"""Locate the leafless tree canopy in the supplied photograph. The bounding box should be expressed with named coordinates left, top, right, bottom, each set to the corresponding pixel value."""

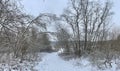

left=55, top=0, right=114, bottom=56
left=0, top=0, right=54, bottom=62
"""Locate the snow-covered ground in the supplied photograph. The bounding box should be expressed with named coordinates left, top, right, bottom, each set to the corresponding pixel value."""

left=34, top=52, right=120, bottom=71
left=0, top=53, right=42, bottom=71
left=0, top=51, right=120, bottom=71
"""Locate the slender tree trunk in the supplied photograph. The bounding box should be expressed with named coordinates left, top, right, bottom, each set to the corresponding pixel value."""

left=84, top=24, right=88, bottom=50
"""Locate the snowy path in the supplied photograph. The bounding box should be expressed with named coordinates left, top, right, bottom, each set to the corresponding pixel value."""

left=34, top=52, right=119, bottom=71
left=34, top=52, right=93, bottom=71
left=35, top=52, right=74, bottom=71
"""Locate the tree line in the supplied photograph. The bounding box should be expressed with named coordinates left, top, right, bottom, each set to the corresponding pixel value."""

left=55, top=0, right=120, bottom=57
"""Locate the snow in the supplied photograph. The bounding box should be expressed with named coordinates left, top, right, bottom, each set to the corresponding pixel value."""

left=0, top=58, right=37, bottom=71
left=0, top=52, right=120, bottom=71
left=34, top=52, right=120, bottom=71
left=0, top=53, right=41, bottom=71
left=34, top=52, right=77, bottom=71
left=58, top=48, right=64, bottom=53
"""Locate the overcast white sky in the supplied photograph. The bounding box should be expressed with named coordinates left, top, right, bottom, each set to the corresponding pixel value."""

left=21, top=0, right=68, bottom=16
left=21, top=0, right=120, bottom=28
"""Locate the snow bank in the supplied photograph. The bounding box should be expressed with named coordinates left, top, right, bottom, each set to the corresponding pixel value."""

left=0, top=53, right=42, bottom=71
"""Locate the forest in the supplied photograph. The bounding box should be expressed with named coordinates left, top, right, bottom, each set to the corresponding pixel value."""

left=0, top=0, right=120, bottom=71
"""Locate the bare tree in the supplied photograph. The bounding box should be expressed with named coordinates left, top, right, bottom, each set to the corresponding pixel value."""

left=0, top=0, right=55, bottom=63
left=60, top=0, right=113, bottom=56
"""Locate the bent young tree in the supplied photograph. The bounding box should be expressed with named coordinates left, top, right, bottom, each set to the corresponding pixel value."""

left=0, top=0, right=55, bottom=62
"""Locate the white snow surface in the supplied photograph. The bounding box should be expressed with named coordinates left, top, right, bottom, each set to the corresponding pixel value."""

left=0, top=52, right=120, bottom=71
left=34, top=52, right=120, bottom=71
